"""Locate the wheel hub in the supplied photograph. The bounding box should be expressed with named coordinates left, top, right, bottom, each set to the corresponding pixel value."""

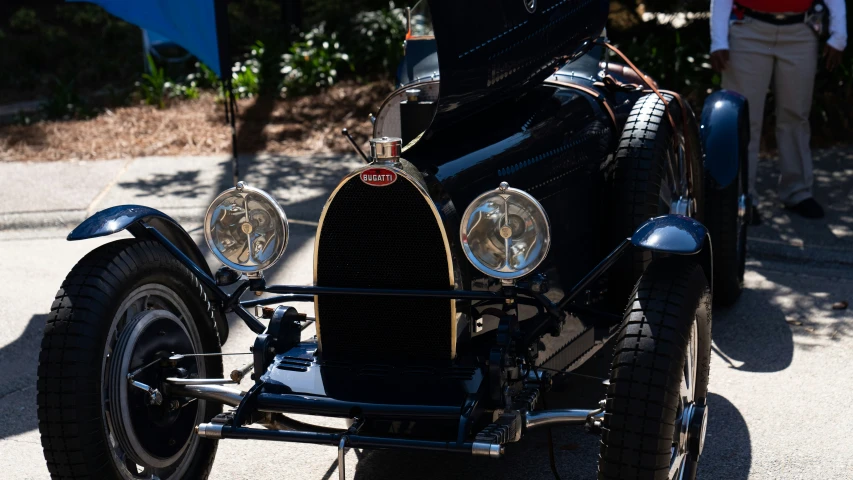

left=687, top=403, right=708, bottom=458
left=107, top=309, right=200, bottom=469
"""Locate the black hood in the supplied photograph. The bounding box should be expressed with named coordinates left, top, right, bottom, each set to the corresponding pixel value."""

left=425, top=0, right=609, bottom=132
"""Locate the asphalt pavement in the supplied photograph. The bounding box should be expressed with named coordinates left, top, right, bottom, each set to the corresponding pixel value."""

left=1, top=148, right=852, bottom=479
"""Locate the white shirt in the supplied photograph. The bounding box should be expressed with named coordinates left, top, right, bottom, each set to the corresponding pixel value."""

left=711, top=0, right=848, bottom=52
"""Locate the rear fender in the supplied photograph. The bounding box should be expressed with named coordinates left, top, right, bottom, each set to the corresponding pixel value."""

left=631, top=215, right=713, bottom=288
left=68, top=205, right=229, bottom=343
left=700, top=90, right=749, bottom=189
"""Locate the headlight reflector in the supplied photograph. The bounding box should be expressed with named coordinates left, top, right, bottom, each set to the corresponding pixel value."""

left=204, top=182, right=288, bottom=272
left=459, top=183, right=550, bottom=279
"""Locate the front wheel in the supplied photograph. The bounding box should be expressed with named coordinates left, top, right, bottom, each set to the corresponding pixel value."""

left=598, top=259, right=712, bottom=480
left=37, top=239, right=223, bottom=480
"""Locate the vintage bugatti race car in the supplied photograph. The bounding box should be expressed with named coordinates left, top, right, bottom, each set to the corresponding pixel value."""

left=37, top=1, right=750, bottom=479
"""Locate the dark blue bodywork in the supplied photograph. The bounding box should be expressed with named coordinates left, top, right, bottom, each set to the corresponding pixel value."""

left=68, top=205, right=229, bottom=343
left=631, top=215, right=708, bottom=255
left=701, top=89, right=750, bottom=189
left=68, top=205, right=210, bottom=275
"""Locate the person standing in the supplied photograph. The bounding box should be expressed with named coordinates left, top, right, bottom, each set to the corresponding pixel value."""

left=710, top=0, right=847, bottom=222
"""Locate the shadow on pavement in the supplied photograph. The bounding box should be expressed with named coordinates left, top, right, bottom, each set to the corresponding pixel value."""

left=747, top=267, right=852, bottom=344
left=0, top=314, right=46, bottom=440
left=698, top=393, right=751, bottom=480
left=118, top=169, right=219, bottom=199
left=711, top=283, right=794, bottom=373
left=236, top=96, right=277, bottom=154
left=752, top=146, right=853, bottom=251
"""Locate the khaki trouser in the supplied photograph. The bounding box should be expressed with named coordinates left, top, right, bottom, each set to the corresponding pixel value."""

left=722, top=18, right=818, bottom=205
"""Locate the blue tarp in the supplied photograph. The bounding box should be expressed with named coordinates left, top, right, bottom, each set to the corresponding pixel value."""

left=67, top=0, right=225, bottom=77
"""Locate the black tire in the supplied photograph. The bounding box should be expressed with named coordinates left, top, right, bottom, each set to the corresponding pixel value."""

left=599, top=259, right=712, bottom=480
left=705, top=162, right=747, bottom=306
left=37, top=239, right=223, bottom=480
left=607, top=93, right=679, bottom=305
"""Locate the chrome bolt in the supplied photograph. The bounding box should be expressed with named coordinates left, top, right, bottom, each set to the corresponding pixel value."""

left=149, top=389, right=163, bottom=406
left=499, top=182, right=510, bottom=191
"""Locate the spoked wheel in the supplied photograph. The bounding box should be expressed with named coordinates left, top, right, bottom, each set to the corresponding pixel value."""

left=599, top=259, right=712, bottom=480
left=106, top=303, right=205, bottom=477
left=38, top=239, right=223, bottom=480
left=668, top=320, right=708, bottom=480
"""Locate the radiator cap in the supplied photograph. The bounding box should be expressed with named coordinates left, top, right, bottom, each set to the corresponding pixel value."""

left=369, top=137, right=402, bottom=164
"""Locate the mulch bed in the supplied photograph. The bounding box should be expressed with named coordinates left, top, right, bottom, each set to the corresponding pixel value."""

left=0, top=80, right=394, bottom=162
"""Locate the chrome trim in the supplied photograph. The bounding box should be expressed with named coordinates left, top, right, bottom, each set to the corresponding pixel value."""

left=171, top=384, right=243, bottom=407
left=337, top=436, right=348, bottom=480
left=523, top=409, right=592, bottom=430
left=369, top=136, right=403, bottom=163
left=459, top=183, right=552, bottom=280
left=313, top=165, right=458, bottom=358
left=195, top=423, right=224, bottom=439
left=373, top=80, right=440, bottom=139
left=165, top=377, right=238, bottom=386
left=471, top=442, right=504, bottom=458
left=203, top=183, right=289, bottom=273
left=671, top=196, right=694, bottom=217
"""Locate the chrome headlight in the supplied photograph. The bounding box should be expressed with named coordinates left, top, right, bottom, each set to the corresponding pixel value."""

left=204, top=182, right=289, bottom=273
left=460, top=182, right=550, bottom=280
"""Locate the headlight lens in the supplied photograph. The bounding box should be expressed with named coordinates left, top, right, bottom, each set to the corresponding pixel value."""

left=204, top=183, right=289, bottom=272
left=460, top=183, right=550, bottom=280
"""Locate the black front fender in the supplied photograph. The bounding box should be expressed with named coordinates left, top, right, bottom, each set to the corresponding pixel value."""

left=631, top=215, right=713, bottom=288
left=68, top=205, right=229, bottom=344
left=701, top=89, right=749, bottom=189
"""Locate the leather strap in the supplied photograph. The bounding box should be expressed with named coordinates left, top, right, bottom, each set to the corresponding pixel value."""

left=595, top=40, right=696, bottom=196
left=597, top=40, right=678, bottom=133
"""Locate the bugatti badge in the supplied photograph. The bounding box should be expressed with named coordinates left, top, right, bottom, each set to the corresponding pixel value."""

left=361, top=168, right=398, bottom=187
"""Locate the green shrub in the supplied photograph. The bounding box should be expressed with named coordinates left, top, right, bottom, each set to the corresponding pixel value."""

left=350, top=3, right=407, bottom=74
left=231, top=41, right=263, bottom=98
left=167, top=81, right=200, bottom=100
left=41, top=77, right=95, bottom=120
left=9, top=8, right=40, bottom=32
left=138, top=54, right=168, bottom=108
left=609, top=17, right=714, bottom=107
left=279, top=25, right=354, bottom=97
left=196, top=62, right=221, bottom=89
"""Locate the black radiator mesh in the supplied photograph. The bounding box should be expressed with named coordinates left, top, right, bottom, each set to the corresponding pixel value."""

left=315, top=174, right=453, bottom=361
